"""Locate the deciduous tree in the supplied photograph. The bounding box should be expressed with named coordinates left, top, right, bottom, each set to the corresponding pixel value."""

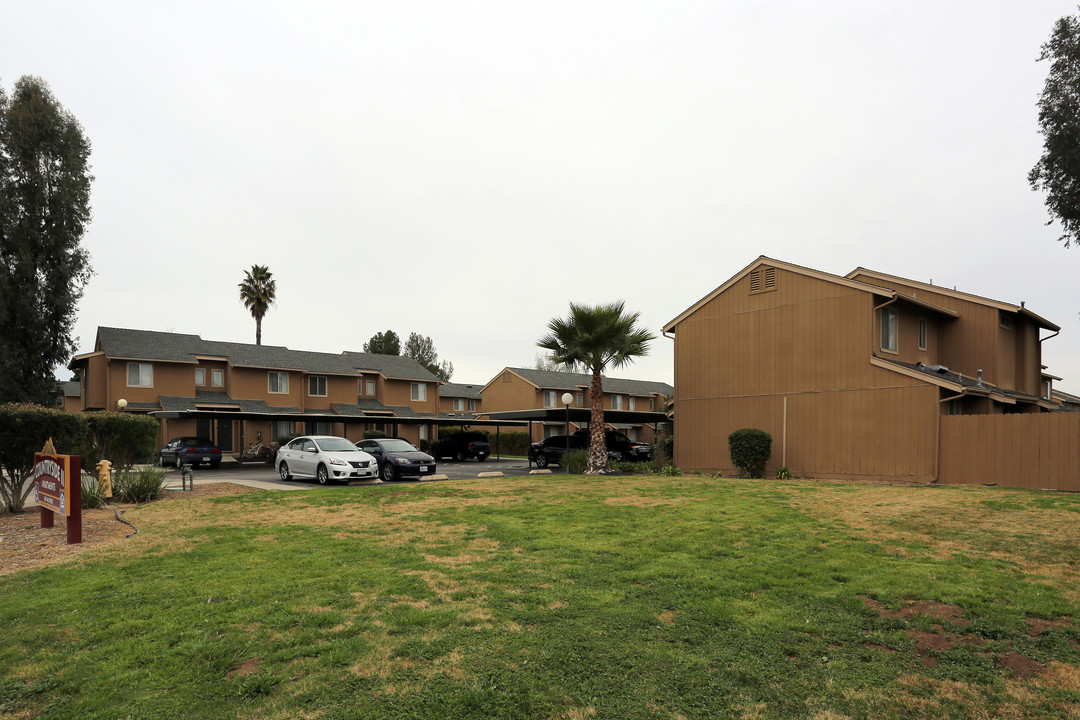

left=1030, top=9, right=1080, bottom=247
left=0, top=76, right=93, bottom=404
left=538, top=301, right=654, bottom=474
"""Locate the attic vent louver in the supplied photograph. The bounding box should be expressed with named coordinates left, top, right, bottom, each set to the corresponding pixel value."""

left=764, top=267, right=776, bottom=289
left=749, top=271, right=761, bottom=292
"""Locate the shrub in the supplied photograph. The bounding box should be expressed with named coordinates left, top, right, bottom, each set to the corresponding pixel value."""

left=479, top=431, right=530, bottom=456
left=609, top=460, right=635, bottom=473
left=776, top=466, right=793, bottom=479
left=728, top=428, right=772, bottom=478
left=659, top=464, right=683, bottom=477
left=114, top=466, right=166, bottom=504
left=632, top=461, right=654, bottom=475
left=364, top=429, right=387, bottom=439
left=81, top=471, right=108, bottom=509
left=0, top=403, right=88, bottom=513
left=81, top=411, right=159, bottom=471
left=565, top=449, right=588, bottom=474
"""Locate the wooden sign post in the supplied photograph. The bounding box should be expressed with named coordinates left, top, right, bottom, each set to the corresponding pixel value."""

left=34, top=453, right=82, bottom=545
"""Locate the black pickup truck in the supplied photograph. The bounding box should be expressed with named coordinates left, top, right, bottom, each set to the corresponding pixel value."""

left=428, top=431, right=491, bottom=462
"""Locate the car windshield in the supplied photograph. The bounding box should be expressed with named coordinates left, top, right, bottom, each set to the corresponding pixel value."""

left=610, top=432, right=632, bottom=443
left=381, top=439, right=418, bottom=452
left=314, top=437, right=358, bottom=453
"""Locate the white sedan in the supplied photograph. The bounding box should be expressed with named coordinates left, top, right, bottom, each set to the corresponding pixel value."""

left=276, top=435, right=378, bottom=485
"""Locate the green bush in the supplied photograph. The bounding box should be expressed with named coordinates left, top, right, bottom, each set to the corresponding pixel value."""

left=565, top=449, right=588, bottom=474
left=775, top=466, right=793, bottom=479
left=113, top=466, right=166, bottom=504
left=363, top=429, right=387, bottom=439
left=81, top=411, right=159, bottom=471
left=479, top=431, right=530, bottom=456
left=0, top=403, right=88, bottom=513
left=659, top=464, right=683, bottom=477
left=728, top=428, right=772, bottom=478
left=81, top=471, right=108, bottom=509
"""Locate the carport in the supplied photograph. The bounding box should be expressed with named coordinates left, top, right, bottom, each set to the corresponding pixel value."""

left=149, top=409, right=527, bottom=459
left=481, top=408, right=670, bottom=468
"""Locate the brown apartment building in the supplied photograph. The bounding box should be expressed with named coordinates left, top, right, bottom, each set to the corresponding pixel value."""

left=664, top=257, right=1076, bottom=488
left=438, top=383, right=482, bottom=418
left=480, top=367, right=673, bottom=442
left=69, top=327, right=443, bottom=450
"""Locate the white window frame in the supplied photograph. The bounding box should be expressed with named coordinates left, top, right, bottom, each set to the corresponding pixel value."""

left=577, top=392, right=583, bottom=406
left=468, top=399, right=476, bottom=412
left=308, top=375, right=327, bottom=396
left=212, top=369, right=224, bottom=387
left=411, top=382, right=427, bottom=401
left=268, top=371, right=289, bottom=394
left=543, top=390, right=556, bottom=408
left=918, top=317, right=927, bottom=351
left=194, top=368, right=205, bottom=386
left=880, top=308, right=898, bottom=353
left=419, top=425, right=428, bottom=442
left=274, top=420, right=293, bottom=441
left=611, top=394, right=624, bottom=410
left=366, top=380, right=376, bottom=396
left=127, top=363, right=153, bottom=387
left=629, top=396, right=636, bottom=411
left=453, top=398, right=464, bottom=411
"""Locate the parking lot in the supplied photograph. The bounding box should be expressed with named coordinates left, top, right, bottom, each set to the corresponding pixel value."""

left=162, top=456, right=543, bottom=491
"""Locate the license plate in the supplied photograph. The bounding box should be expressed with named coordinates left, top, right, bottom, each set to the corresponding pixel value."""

left=202, top=456, right=210, bottom=461
left=419, top=466, right=428, bottom=472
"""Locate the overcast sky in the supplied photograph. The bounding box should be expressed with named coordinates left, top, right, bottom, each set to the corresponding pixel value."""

left=6, top=1, right=1080, bottom=388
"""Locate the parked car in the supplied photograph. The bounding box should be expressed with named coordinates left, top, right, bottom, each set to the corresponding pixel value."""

left=529, top=429, right=652, bottom=467
left=428, top=431, right=491, bottom=462
left=275, top=435, right=378, bottom=485
left=356, top=438, right=436, bottom=482
left=159, top=437, right=222, bottom=469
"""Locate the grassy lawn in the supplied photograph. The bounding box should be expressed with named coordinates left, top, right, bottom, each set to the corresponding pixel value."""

left=2, top=475, right=1079, bottom=719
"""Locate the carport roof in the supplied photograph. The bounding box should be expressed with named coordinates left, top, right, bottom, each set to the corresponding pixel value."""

left=482, top=408, right=668, bottom=424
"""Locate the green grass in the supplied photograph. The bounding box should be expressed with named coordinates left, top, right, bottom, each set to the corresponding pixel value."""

left=2, top=475, right=1079, bottom=719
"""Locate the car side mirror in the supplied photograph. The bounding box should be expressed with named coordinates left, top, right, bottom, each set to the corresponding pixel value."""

left=306, top=448, right=317, bottom=454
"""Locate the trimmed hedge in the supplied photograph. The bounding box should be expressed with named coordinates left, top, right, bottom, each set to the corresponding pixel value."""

left=728, top=428, right=772, bottom=478
left=0, top=404, right=158, bottom=513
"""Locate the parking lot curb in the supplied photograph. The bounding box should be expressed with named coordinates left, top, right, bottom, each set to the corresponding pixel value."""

left=477, top=472, right=504, bottom=478
left=426, top=474, right=449, bottom=481
left=529, top=469, right=552, bottom=474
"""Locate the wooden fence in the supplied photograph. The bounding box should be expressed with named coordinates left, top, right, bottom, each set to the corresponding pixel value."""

left=939, top=413, right=1080, bottom=491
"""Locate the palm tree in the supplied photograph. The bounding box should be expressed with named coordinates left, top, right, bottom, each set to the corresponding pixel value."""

left=538, top=301, right=655, bottom=474
left=238, top=265, right=277, bottom=345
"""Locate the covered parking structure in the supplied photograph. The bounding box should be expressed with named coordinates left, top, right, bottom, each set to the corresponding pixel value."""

left=148, top=409, right=528, bottom=460
left=481, top=408, right=670, bottom=468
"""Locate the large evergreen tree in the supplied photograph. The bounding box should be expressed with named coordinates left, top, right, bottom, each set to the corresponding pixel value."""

left=1030, top=9, right=1080, bottom=247
left=0, top=76, right=93, bottom=404
left=404, top=332, right=453, bottom=381
left=538, top=301, right=654, bottom=474
left=238, top=265, right=276, bottom=345
left=363, top=330, right=401, bottom=355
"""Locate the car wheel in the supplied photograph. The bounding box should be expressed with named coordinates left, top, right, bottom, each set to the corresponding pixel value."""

left=454, top=451, right=465, bottom=462
left=279, top=462, right=292, bottom=481
left=535, top=453, right=549, bottom=468
left=175, top=455, right=183, bottom=469
left=316, top=464, right=330, bottom=485
left=159, top=454, right=167, bottom=467
left=380, top=462, right=396, bottom=482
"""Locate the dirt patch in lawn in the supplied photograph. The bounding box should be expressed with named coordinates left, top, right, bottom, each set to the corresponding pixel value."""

left=0, top=483, right=259, bottom=577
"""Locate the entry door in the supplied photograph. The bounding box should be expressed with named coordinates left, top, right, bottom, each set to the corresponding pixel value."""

left=217, top=420, right=233, bottom=452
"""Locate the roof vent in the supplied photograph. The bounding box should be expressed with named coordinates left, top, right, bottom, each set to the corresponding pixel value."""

left=977, top=369, right=983, bottom=388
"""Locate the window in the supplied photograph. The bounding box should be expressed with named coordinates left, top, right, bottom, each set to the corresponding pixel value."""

left=629, top=427, right=640, bottom=441
left=308, top=375, right=327, bottom=396
left=273, top=421, right=293, bottom=442
left=411, top=383, right=426, bottom=401
left=305, top=421, right=331, bottom=435
left=195, top=368, right=205, bottom=386
left=212, top=369, right=224, bottom=387
left=468, top=399, right=476, bottom=412
left=544, top=425, right=562, bottom=439
left=650, top=397, right=655, bottom=410
left=576, top=392, right=583, bottom=406
left=453, top=398, right=464, bottom=411
left=544, top=390, right=556, bottom=408
left=127, top=363, right=153, bottom=387
left=611, top=394, right=624, bottom=410
left=629, top=396, right=636, bottom=411
left=880, top=308, right=898, bottom=352
left=918, top=318, right=927, bottom=351
left=419, top=425, right=428, bottom=442
left=1000, top=311, right=1014, bottom=330
left=366, top=380, right=376, bottom=396
left=268, top=371, right=289, bottom=393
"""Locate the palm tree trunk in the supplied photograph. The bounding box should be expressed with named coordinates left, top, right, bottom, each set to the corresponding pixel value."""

left=256, top=315, right=262, bottom=346
left=587, top=370, right=608, bottom=474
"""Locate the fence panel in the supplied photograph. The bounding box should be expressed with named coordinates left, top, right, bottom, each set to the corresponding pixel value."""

left=940, top=414, right=1080, bottom=491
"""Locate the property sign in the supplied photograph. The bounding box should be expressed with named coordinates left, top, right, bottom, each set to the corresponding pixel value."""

left=34, top=452, right=82, bottom=544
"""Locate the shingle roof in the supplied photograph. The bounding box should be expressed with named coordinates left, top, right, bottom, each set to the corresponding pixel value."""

left=882, top=358, right=1050, bottom=405
left=503, top=367, right=673, bottom=396
left=92, top=327, right=439, bottom=381
left=160, top=392, right=273, bottom=413
left=439, top=383, right=483, bottom=399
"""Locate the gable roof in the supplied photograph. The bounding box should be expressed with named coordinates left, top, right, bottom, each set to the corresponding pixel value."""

left=487, top=367, right=672, bottom=396
left=84, top=327, right=440, bottom=381
left=439, top=383, right=483, bottom=399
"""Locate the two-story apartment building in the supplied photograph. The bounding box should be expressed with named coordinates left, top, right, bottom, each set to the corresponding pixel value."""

left=438, top=383, right=482, bottom=417
left=69, top=327, right=442, bottom=450
left=664, top=257, right=1062, bottom=482
left=480, top=367, right=673, bottom=442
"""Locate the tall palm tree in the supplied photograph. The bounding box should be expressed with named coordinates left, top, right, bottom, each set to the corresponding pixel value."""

left=238, top=265, right=277, bottom=345
left=538, top=301, right=655, bottom=474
